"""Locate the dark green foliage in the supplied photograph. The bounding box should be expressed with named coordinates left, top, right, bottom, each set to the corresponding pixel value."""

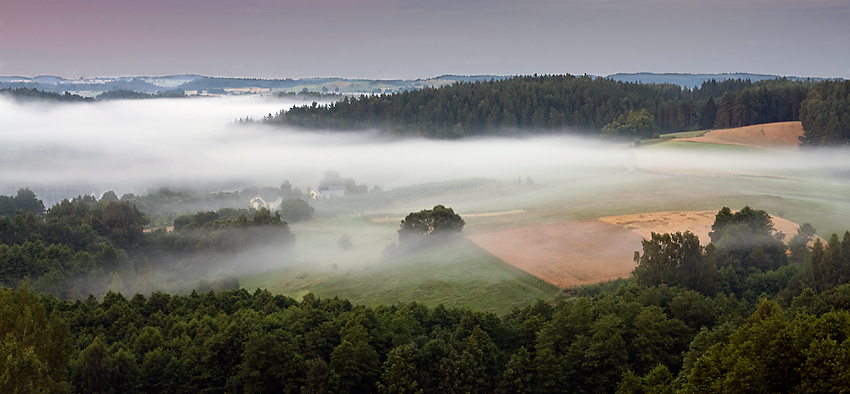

left=0, top=87, right=93, bottom=102
left=329, top=321, right=381, bottom=394
left=800, top=80, right=850, bottom=145
left=602, top=108, right=659, bottom=139
left=801, top=231, right=850, bottom=293
left=77, top=337, right=114, bottom=394
left=0, top=191, right=294, bottom=297
left=710, top=206, right=787, bottom=272
left=266, top=75, right=818, bottom=137
left=165, top=207, right=295, bottom=257
left=6, top=271, right=850, bottom=393
left=789, top=223, right=817, bottom=265
left=0, top=188, right=46, bottom=217
left=679, top=299, right=850, bottom=393
left=632, top=232, right=716, bottom=296
left=699, top=96, right=718, bottom=129
left=279, top=198, right=314, bottom=223
left=0, top=285, right=72, bottom=393
left=398, top=205, right=465, bottom=245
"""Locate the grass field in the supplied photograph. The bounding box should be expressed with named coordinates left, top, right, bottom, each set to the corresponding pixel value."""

left=240, top=222, right=559, bottom=315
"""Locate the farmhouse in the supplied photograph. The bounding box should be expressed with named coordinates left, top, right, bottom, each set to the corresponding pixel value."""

left=309, top=186, right=346, bottom=199
left=248, top=192, right=283, bottom=210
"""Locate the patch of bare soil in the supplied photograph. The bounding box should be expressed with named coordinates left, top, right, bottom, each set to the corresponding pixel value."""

left=469, top=210, right=807, bottom=288
left=674, top=121, right=803, bottom=149
left=599, top=211, right=803, bottom=244
left=467, top=220, right=645, bottom=288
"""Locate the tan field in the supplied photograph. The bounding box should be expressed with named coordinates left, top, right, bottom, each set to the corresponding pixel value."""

left=468, top=211, right=805, bottom=288
left=467, top=220, right=645, bottom=288
left=674, top=121, right=804, bottom=149
left=599, top=211, right=803, bottom=244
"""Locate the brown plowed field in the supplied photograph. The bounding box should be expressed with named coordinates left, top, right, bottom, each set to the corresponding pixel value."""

left=674, top=121, right=803, bottom=148
left=467, top=220, right=645, bottom=288
left=469, top=211, right=805, bottom=288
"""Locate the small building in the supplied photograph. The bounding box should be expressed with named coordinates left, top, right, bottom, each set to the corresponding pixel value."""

left=309, top=186, right=322, bottom=199
left=248, top=192, right=283, bottom=210
left=309, top=185, right=346, bottom=199
left=320, top=186, right=346, bottom=198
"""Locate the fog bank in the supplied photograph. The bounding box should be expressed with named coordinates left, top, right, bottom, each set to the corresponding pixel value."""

left=2, top=95, right=849, bottom=205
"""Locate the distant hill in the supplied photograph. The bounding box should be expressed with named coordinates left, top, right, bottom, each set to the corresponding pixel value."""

left=606, top=72, right=839, bottom=88
left=0, top=87, right=93, bottom=102
left=0, top=72, right=839, bottom=96
left=0, top=74, right=204, bottom=96
left=0, top=74, right=509, bottom=96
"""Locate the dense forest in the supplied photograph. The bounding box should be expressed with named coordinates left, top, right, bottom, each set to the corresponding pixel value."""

left=5, top=185, right=850, bottom=392
left=800, top=80, right=850, bottom=145
left=265, top=75, right=822, bottom=139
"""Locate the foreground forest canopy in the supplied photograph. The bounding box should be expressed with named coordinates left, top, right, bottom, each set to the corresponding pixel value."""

left=6, top=189, right=850, bottom=392
left=268, top=75, right=849, bottom=144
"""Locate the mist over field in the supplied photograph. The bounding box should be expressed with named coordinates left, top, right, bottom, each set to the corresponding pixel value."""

left=2, top=95, right=849, bottom=206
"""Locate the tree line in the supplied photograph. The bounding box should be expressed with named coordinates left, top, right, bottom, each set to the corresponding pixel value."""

left=0, top=87, right=93, bottom=102
left=800, top=80, right=850, bottom=145
left=265, top=75, right=831, bottom=140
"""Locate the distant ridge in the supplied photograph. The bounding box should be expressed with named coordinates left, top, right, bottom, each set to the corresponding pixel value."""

left=606, top=72, right=840, bottom=88
left=0, top=74, right=510, bottom=96
left=0, top=72, right=841, bottom=96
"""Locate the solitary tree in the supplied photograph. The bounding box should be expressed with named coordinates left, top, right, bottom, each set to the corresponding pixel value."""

left=398, top=205, right=464, bottom=245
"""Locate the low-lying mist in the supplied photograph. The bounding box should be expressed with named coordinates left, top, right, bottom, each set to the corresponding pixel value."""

left=2, top=95, right=849, bottom=206
left=6, top=94, right=850, bottom=302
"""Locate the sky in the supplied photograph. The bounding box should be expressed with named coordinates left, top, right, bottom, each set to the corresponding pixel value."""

left=1, top=0, right=848, bottom=80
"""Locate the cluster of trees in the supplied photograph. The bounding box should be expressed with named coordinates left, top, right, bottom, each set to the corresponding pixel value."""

left=0, top=191, right=148, bottom=293
left=165, top=207, right=295, bottom=253
left=800, top=80, right=850, bottom=145
left=709, top=80, right=809, bottom=129
left=118, top=183, right=310, bottom=228
left=318, top=171, right=369, bottom=195
left=0, top=190, right=295, bottom=298
left=631, top=206, right=829, bottom=301
left=0, top=188, right=46, bottom=216
left=265, top=75, right=823, bottom=139
left=398, top=205, right=465, bottom=245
